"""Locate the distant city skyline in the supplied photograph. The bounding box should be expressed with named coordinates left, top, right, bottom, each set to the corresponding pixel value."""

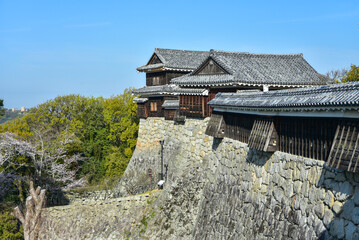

left=0, top=0, right=358, bottom=108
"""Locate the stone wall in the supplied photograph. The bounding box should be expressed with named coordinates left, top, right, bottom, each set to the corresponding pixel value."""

left=39, top=192, right=161, bottom=240
left=66, top=189, right=115, bottom=203
left=39, top=117, right=359, bottom=239
left=116, top=117, right=212, bottom=196
left=119, top=117, right=359, bottom=239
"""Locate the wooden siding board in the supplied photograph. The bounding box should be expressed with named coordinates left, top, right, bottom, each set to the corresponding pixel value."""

left=348, top=127, right=358, bottom=171
left=205, top=113, right=225, bottom=138
left=248, top=117, right=277, bottom=152
left=327, top=119, right=359, bottom=172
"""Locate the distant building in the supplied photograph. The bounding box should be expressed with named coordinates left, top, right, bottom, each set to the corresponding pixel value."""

left=11, top=107, right=27, bottom=112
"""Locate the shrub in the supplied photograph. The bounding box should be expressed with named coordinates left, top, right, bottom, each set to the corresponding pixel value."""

left=0, top=211, right=23, bottom=240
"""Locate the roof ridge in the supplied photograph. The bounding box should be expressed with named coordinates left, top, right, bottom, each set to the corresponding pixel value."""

left=155, top=48, right=208, bottom=53
left=211, top=50, right=303, bottom=57
left=229, top=82, right=359, bottom=98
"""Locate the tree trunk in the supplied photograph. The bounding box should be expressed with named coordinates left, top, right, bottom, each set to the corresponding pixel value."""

left=13, top=181, right=46, bottom=240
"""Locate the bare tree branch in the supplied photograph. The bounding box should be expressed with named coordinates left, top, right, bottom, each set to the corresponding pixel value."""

left=0, top=132, right=87, bottom=190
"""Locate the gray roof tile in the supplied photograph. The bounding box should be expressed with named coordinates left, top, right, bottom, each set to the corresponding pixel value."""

left=133, top=84, right=179, bottom=96
left=137, top=48, right=209, bottom=72
left=172, top=50, right=325, bottom=87
left=133, top=97, right=148, bottom=103
left=173, top=87, right=208, bottom=96
left=162, top=100, right=179, bottom=109
left=133, top=84, right=208, bottom=96
left=208, top=82, right=359, bottom=111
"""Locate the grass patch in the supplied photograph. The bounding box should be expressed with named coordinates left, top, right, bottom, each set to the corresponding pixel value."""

left=141, top=216, right=149, bottom=227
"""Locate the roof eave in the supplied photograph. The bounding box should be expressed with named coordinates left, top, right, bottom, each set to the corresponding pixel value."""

left=211, top=105, right=359, bottom=118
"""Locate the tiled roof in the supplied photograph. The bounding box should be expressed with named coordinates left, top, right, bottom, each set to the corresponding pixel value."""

left=133, top=84, right=208, bottom=96
left=133, top=97, right=148, bottom=103
left=172, top=74, right=236, bottom=87
left=137, top=48, right=209, bottom=72
left=172, top=50, right=325, bottom=87
left=172, top=87, right=208, bottom=96
left=137, top=63, right=164, bottom=71
left=162, top=100, right=179, bottom=109
left=208, top=82, right=359, bottom=111
left=133, top=84, right=179, bottom=96
left=137, top=48, right=209, bottom=71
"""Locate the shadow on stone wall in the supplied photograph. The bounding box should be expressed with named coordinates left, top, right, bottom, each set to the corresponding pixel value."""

left=245, top=148, right=273, bottom=167
left=0, top=173, right=70, bottom=207
left=38, top=177, right=70, bottom=207
left=316, top=166, right=359, bottom=239
left=211, top=138, right=222, bottom=151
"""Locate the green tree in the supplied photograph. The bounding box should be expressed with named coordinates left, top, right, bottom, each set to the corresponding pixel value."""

left=0, top=211, right=23, bottom=240
left=0, top=99, right=4, bottom=119
left=342, top=64, right=359, bottom=83
left=0, top=89, right=139, bottom=186
left=102, top=88, right=139, bottom=178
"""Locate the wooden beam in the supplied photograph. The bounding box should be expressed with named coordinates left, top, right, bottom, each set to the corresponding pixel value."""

left=327, top=124, right=341, bottom=166
left=336, top=125, right=351, bottom=169
left=347, top=127, right=358, bottom=171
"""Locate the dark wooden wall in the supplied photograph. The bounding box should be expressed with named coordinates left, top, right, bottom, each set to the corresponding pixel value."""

left=146, top=72, right=167, bottom=86
left=164, top=109, right=176, bottom=120
left=137, top=103, right=148, bottom=118
left=207, top=112, right=343, bottom=163
left=136, top=97, right=164, bottom=118
left=179, top=95, right=203, bottom=118
left=146, top=71, right=188, bottom=86
left=178, top=89, right=237, bottom=118
left=136, top=96, right=178, bottom=119
left=278, top=117, right=337, bottom=161
left=147, top=97, right=163, bottom=117
left=224, top=113, right=255, bottom=143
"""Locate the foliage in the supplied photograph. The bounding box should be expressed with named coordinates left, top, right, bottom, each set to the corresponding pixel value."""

left=104, top=146, right=130, bottom=177
left=0, top=211, right=23, bottom=240
left=0, top=133, right=85, bottom=191
left=341, top=64, right=359, bottom=83
left=0, top=99, right=4, bottom=119
left=0, top=89, right=139, bottom=186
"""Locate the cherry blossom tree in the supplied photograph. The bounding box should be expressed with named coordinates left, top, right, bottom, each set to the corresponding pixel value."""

left=0, top=132, right=86, bottom=191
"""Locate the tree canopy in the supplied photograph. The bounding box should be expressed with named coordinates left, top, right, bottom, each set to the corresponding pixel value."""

left=0, top=89, right=139, bottom=186
left=341, top=64, right=359, bottom=83
left=0, top=99, right=4, bottom=119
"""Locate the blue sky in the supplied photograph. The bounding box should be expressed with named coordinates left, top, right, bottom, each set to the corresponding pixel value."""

left=0, top=0, right=358, bottom=108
